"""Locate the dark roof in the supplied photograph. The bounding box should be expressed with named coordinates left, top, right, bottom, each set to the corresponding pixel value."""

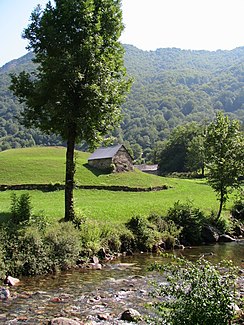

left=88, top=144, right=123, bottom=161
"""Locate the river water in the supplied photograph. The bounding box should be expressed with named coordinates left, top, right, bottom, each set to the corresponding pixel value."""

left=0, top=241, right=243, bottom=324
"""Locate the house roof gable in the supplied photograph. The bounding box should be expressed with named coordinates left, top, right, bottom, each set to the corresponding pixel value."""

left=88, top=144, right=124, bottom=161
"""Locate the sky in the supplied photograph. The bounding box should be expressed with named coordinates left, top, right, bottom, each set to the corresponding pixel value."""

left=1, top=0, right=244, bottom=67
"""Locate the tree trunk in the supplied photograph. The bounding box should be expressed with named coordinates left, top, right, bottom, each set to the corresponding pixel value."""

left=64, top=128, right=76, bottom=222
left=217, top=189, right=224, bottom=220
left=201, top=163, right=205, bottom=178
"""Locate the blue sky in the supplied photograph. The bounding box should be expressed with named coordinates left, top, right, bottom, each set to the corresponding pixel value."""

left=1, top=0, right=244, bottom=67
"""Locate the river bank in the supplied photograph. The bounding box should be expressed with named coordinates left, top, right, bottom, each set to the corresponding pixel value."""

left=1, top=242, right=243, bottom=324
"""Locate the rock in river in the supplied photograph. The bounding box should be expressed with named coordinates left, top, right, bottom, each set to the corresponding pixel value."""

left=218, top=234, right=236, bottom=242
left=120, top=308, right=141, bottom=322
left=49, top=317, right=82, bottom=325
left=0, top=287, right=10, bottom=300
left=4, top=275, right=20, bottom=286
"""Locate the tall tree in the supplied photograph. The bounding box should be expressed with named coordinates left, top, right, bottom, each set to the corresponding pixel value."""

left=204, top=112, right=244, bottom=219
left=10, top=0, right=131, bottom=221
left=186, top=133, right=205, bottom=177
left=158, top=123, right=203, bottom=174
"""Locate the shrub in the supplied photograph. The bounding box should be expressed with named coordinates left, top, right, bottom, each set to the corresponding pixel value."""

left=120, top=228, right=135, bottom=253
left=2, top=220, right=81, bottom=276
left=148, top=214, right=182, bottom=248
left=148, top=257, right=238, bottom=325
left=100, top=224, right=122, bottom=253
left=126, top=215, right=161, bottom=252
left=10, top=193, right=32, bottom=225
left=72, top=208, right=87, bottom=229
left=0, top=246, right=6, bottom=279
left=125, top=214, right=182, bottom=251
left=78, top=218, right=133, bottom=255
left=231, top=194, right=244, bottom=222
left=166, top=201, right=205, bottom=245
left=4, top=226, right=50, bottom=276
left=0, top=228, right=7, bottom=279
left=79, top=219, right=103, bottom=256
left=208, top=210, right=231, bottom=234
left=45, top=222, right=81, bottom=271
left=19, top=228, right=49, bottom=276
left=78, top=218, right=134, bottom=255
left=28, top=212, right=50, bottom=233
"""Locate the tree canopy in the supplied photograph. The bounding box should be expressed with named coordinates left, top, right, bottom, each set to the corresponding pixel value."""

left=157, top=122, right=204, bottom=174
left=204, top=112, right=244, bottom=218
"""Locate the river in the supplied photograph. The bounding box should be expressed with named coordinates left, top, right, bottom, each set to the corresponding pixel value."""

left=0, top=241, right=243, bottom=324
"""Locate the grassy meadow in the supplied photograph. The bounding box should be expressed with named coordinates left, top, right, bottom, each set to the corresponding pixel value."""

left=0, top=146, right=238, bottom=224
left=0, top=146, right=167, bottom=187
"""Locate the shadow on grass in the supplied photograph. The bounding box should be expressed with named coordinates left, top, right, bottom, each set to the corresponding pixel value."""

left=83, top=163, right=111, bottom=177
left=0, top=212, right=12, bottom=224
left=196, top=181, right=209, bottom=186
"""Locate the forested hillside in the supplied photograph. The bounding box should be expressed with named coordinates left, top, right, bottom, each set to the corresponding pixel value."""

left=0, top=53, right=66, bottom=151
left=1, top=45, right=244, bottom=160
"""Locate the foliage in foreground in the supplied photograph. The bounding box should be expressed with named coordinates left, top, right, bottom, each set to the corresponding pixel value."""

left=10, top=192, right=32, bottom=225
left=0, top=194, right=133, bottom=276
left=74, top=212, right=131, bottom=257
left=231, top=193, right=244, bottom=222
left=166, top=200, right=234, bottom=245
left=148, top=257, right=239, bottom=325
left=0, top=193, right=185, bottom=276
left=0, top=221, right=81, bottom=277
left=165, top=201, right=206, bottom=245
left=126, top=215, right=181, bottom=251
left=0, top=193, right=80, bottom=276
left=0, top=193, right=241, bottom=277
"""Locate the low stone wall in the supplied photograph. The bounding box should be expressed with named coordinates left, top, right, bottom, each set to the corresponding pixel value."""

left=0, top=184, right=168, bottom=192
left=78, top=184, right=168, bottom=192
left=0, top=184, right=64, bottom=192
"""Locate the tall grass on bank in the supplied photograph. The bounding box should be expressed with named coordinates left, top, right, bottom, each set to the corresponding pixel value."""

left=0, top=192, right=241, bottom=279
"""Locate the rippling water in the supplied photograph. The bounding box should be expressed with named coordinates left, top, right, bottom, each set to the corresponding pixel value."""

left=0, top=241, right=243, bottom=324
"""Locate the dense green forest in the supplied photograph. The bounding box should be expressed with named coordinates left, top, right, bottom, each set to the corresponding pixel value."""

left=1, top=45, right=244, bottom=160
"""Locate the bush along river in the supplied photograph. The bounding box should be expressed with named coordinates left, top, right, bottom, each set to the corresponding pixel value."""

left=0, top=241, right=243, bottom=324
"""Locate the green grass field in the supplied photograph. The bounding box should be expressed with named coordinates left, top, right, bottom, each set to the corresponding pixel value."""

left=0, top=181, right=236, bottom=225
left=0, top=147, right=167, bottom=187
left=0, top=147, right=238, bottom=224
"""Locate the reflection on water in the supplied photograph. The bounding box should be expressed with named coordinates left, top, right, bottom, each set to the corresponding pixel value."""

left=0, top=241, right=243, bottom=323
left=176, top=240, right=244, bottom=266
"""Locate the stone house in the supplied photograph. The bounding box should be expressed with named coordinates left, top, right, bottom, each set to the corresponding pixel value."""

left=88, top=144, right=134, bottom=172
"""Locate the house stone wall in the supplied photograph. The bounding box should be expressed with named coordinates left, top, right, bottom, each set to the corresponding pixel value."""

left=88, top=145, right=134, bottom=172
left=112, top=147, right=134, bottom=172
left=88, top=158, right=112, bottom=170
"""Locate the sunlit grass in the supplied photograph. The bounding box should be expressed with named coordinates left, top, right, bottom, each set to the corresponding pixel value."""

left=0, top=147, right=68, bottom=184
left=0, top=146, right=166, bottom=187
left=0, top=147, right=240, bottom=224
left=0, top=179, right=238, bottom=224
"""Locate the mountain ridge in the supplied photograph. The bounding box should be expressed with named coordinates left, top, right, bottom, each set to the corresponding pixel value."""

left=0, top=45, right=243, bottom=160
